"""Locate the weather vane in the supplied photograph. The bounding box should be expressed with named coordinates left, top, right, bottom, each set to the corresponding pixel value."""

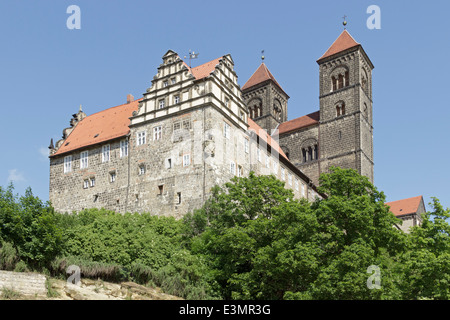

left=261, top=50, right=265, bottom=62
left=184, top=50, right=199, bottom=68
left=342, top=15, right=347, bottom=29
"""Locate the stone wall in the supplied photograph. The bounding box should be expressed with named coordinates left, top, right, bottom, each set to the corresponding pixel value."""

left=0, top=271, right=47, bottom=297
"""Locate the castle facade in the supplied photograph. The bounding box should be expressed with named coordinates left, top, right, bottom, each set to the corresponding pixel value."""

left=49, top=30, right=373, bottom=218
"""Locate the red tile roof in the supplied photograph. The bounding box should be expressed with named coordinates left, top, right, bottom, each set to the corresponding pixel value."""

left=317, top=30, right=360, bottom=62
left=242, top=63, right=286, bottom=95
left=51, top=99, right=142, bottom=157
left=386, top=196, right=423, bottom=217
left=278, top=111, right=320, bottom=135
left=248, top=118, right=288, bottom=160
left=189, top=57, right=222, bottom=80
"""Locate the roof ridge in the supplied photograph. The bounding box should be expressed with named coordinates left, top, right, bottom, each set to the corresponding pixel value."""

left=84, top=97, right=143, bottom=118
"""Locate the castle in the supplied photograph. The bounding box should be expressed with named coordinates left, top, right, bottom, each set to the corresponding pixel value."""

left=48, top=29, right=421, bottom=231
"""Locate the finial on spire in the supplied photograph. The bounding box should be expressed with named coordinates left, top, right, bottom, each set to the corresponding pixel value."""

left=79, top=104, right=83, bottom=112
left=342, top=15, right=347, bottom=29
left=261, top=50, right=265, bottom=62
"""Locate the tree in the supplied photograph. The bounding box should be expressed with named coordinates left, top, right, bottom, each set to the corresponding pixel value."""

left=401, top=198, right=450, bottom=299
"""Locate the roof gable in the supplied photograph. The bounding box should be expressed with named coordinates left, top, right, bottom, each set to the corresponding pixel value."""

left=386, top=196, right=424, bottom=217
left=317, top=30, right=360, bottom=62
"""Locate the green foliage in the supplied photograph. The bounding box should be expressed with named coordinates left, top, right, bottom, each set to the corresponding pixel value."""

left=1, top=167, right=450, bottom=300
left=0, top=184, right=63, bottom=269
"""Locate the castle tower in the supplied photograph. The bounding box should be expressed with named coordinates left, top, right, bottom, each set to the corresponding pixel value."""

left=241, top=63, right=289, bottom=134
left=317, top=30, right=374, bottom=183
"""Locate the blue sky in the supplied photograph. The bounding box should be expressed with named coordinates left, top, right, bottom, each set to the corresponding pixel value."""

left=0, top=0, right=449, bottom=213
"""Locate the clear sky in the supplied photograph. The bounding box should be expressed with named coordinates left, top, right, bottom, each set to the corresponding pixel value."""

left=1, top=0, right=449, bottom=212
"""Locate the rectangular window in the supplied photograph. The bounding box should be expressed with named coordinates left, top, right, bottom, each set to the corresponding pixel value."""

left=158, top=185, right=164, bottom=195
left=137, top=131, right=146, bottom=146
left=183, top=154, right=190, bottom=167
left=230, top=161, right=236, bottom=175
left=163, top=81, right=168, bottom=87
left=90, top=177, right=95, bottom=187
left=295, top=179, right=299, bottom=191
left=273, top=160, right=278, bottom=173
left=83, top=180, right=89, bottom=189
left=301, top=184, right=306, bottom=197
left=64, top=155, right=72, bottom=173
left=237, top=165, right=243, bottom=177
left=177, top=192, right=182, bottom=204
left=266, top=155, right=270, bottom=168
left=281, top=167, right=285, bottom=181
left=183, top=120, right=190, bottom=130
left=244, top=138, right=249, bottom=154
left=102, top=144, right=110, bottom=163
left=153, top=126, right=162, bottom=141
left=257, top=148, right=261, bottom=162
left=139, top=165, right=146, bottom=175
left=171, top=78, right=176, bottom=85
left=159, top=100, right=165, bottom=109
left=80, top=151, right=88, bottom=169
left=110, top=172, right=116, bottom=183
left=224, top=122, right=230, bottom=139
left=174, top=95, right=180, bottom=104
left=173, top=122, right=181, bottom=131
left=120, top=140, right=128, bottom=157
left=288, top=173, right=292, bottom=186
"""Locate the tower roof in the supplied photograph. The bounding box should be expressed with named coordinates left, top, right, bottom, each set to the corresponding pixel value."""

left=242, top=63, right=288, bottom=96
left=317, top=30, right=361, bottom=62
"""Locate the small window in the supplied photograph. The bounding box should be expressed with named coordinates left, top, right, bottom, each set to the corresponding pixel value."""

left=120, top=140, right=128, bottom=157
left=163, top=81, right=169, bottom=87
left=273, top=160, right=278, bottom=173
left=302, top=148, right=307, bottom=163
left=137, top=131, right=146, bottom=146
left=139, top=165, right=146, bottom=175
left=80, top=151, right=89, bottom=169
left=166, top=158, right=172, bottom=169
left=237, top=165, right=243, bottom=177
left=90, top=177, right=95, bottom=187
left=173, top=122, right=181, bottom=131
left=244, top=139, right=249, bottom=154
left=110, top=172, right=116, bottom=183
left=158, top=185, right=164, bottom=196
left=314, top=145, right=318, bottom=160
left=64, top=155, right=72, bottom=173
left=83, top=180, right=89, bottom=189
left=174, top=95, right=180, bottom=104
left=102, top=145, right=110, bottom=163
left=171, top=78, right=176, bottom=84
left=338, top=131, right=342, bottom=140
left=159, top=100, right=165, bottom=109
left=257, top=148, right=261, bottom=162
left=288, top=173, right=292, bottom=186
left=183, top=120, right=190, bottom=130
left=183, top=154, right=190, bottom=167
left=295, top=179, right=299, bottom=191
left=153, top=126, right=162, bottom=141
left=301, top=183, right=306, bottom=197
left=281, top=167, right=285, bottom=181
left=230, top=161, right=236, bottom=175
left=265, top=155, right=270, bottom=168
left=177, top=192, right=182, bottom=204
left=224, top=122, right=231, bottom=139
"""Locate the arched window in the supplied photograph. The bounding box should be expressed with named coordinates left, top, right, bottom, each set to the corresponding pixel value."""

left=338, top=74, right=344, bottom=89
left=332, top=76, right=337, bottom=91
left=336, top=102, right=346, bottom=117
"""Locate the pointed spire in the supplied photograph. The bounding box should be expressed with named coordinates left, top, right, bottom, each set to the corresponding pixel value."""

left=317, top=30, right=360, bottom=62
left=242, top=63, right=286, bottom=96
left=48, top=138, right=54, bottom=150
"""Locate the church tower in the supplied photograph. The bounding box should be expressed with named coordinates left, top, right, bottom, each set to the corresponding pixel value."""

left=241, top=62, right=289, bottom=134
left=317, top=30, right=374, bottom=183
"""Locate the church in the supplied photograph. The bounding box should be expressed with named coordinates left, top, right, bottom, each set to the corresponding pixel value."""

left=48, top=29, right=422, bottom=231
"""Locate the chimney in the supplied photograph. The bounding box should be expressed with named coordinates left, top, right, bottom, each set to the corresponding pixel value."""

left=127, top=94, right=134, bottom=104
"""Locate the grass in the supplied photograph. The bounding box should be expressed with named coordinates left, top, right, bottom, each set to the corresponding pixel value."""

left=1, top=287, right=22, bottom=300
